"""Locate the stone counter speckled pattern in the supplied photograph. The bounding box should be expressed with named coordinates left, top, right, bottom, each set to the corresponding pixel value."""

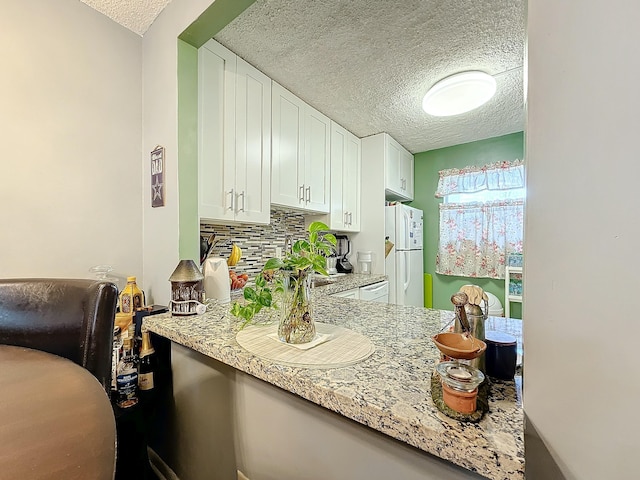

left=229, top=272, right=389, bottom=299
left=144, top=274, right=524, bottom=480
left=314, top=273, right=388, bottom=295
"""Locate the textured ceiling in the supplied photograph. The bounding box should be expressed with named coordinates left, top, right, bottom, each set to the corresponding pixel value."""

left=79, top=0, right=172, bottom=36
left=215, top=0, right=525, bottom=153
left=82, top=0, right=525, bottom=154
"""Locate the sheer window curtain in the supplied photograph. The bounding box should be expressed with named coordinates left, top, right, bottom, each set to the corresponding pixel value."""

left=435, top=160, right=524, bottom=279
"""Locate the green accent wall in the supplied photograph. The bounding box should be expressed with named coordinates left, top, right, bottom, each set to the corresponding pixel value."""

left=178, top=0, right=257, bottom=48
left=410, top=132, right=524, bottom=318
left=176, top=0, right=257, bottom=261
left=177, top=39, right=199, bottom=261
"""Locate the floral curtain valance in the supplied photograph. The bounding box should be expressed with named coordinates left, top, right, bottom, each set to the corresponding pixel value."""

left=435, top=159, right=524, bottom=198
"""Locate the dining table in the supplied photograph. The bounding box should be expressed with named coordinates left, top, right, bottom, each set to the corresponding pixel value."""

left=0, top=345, right=116, bottom=480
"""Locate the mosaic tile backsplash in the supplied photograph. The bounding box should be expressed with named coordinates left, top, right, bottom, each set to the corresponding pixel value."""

left=200, top=208, right=307, bottom=277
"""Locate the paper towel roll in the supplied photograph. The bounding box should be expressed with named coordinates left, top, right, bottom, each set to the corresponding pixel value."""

left=203, top=257, right=230, bottom=304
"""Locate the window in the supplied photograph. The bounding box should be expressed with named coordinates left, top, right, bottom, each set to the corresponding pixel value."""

left=435, top=160, right=524, bottom=279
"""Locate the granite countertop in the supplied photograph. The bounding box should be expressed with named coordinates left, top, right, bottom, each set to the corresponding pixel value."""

left=144, top=274, right=524, bottom=480
left=312, top=272, right=388, bottom=295
left=229, top=272, right=388, bottom=297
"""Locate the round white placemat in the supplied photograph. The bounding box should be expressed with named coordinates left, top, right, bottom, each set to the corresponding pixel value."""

left=236, top=322, right=375, bottom=368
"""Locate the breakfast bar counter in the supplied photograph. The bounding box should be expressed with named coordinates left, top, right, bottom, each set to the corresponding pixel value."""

left=144, top=275, right=523, bottom=480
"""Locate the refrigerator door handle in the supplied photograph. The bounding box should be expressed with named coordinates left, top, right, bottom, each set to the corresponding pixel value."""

left=397, top=252, right=405, bottom=300
left=402, top=208, right=411, bottom=249
left=403, top=251, right=411, bottom=292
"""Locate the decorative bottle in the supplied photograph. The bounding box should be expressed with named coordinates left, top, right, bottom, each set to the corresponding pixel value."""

left=138, top=332, right=156, bottom=394
left=110, top=326, right=122, bottom=398
left=126, top=323, right=139, bottom=366
left=119, top=276, right=145, bottom=314
left=116, top=337, right=139, bottom=408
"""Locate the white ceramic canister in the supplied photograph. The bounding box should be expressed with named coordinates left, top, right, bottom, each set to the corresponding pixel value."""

left=202, top=257, right=231, bottom=304
left=357, top=251, right=373, bottom=274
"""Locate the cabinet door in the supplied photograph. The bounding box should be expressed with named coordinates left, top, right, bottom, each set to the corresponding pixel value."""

left=384, top=134, right=414, bottom=201
left=330, top=122, right=361, bottom=232
left=330, top=288, right=360, bottom=300
left=343, top=131, right=361, bottom=231
left=304, top=106, right=331, bottom=213
left=329, top=122, right=346, bottom=230
left=234, top=58, right=271, bottom=224
left=401, top=148, right=414, bottom=201
left=198, top=40, right=236, bottom=222
left=385, top=135, right=403, bottom=196
left=271, top=82, right=304, bottom=209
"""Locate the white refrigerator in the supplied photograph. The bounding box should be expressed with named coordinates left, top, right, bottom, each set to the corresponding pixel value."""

left=385, top=204, right=424, bottom=306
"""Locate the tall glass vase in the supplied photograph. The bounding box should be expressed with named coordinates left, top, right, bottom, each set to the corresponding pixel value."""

left=278, top=270, right=316, bottom=344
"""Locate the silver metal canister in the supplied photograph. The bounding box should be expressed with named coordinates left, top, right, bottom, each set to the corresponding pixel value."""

left=454, top=301, right=487, bottom=373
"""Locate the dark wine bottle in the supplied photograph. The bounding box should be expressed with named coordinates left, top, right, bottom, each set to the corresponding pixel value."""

left=138, top=332, right=156, bottom=393
left=116, top=337, right=138, bottom=408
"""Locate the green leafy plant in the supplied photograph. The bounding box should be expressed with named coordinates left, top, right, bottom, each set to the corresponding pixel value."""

left=230, top=221, right=336, bottom=328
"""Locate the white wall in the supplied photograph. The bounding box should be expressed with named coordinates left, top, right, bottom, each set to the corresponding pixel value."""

left=13, top=0, right=635, bottom=476
left=169, top=343, right=482, bottom=480
left=234, top=368, right=482, bottom=480
left=525, top=1, right=639, bottom=478
left=141, top=0, right=213, bottom=305
left=0, top=0, right=142, bottom=283
left=168, top=343, right=237, bottom=480
left=353, top=134, right=387, bottom=276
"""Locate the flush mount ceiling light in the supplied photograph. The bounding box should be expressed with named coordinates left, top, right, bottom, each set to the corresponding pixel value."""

left=422, top=71, right=497, bottom=117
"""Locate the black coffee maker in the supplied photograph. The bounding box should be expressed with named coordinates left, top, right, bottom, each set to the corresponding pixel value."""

left=335, top=235, right=353, bottom=273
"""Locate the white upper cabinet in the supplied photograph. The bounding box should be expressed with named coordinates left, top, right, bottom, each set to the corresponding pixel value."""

left=383, top=133, right=414, bottom=201
left=271, top=82, right=330, bottom=213
left=270, top=83, right=303, bottom=210
left=329, top=121, right=361, bottom=232
left=198, top=39, right=271, bottom=224
left=362, top=132, right=414, bottom=202
left=401, top=147, right=414, bottom=200
left=304, top=108, right=331, bottom=212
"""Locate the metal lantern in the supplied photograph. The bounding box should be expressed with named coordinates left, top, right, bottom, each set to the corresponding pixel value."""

left=169, top=260, right=205, bottom=316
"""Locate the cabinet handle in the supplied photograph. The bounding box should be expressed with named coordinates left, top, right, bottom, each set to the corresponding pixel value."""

left=237, top=191, right=245, bottom=212
left=227, top=189, right=235, bottom=211
left=344, top=212, right=349, bottom=225
left=299, top=185, right=305, bottom=202
left=306, top=186, right=311, bottom=202
left=348, top=212, right=353, bottom=225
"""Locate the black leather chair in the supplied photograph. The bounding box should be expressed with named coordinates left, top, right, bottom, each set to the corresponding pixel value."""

left=0, top=278, right=118, bottom=391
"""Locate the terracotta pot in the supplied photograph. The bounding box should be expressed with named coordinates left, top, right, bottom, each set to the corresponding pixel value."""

left=441, top=382, right=478, bottom=414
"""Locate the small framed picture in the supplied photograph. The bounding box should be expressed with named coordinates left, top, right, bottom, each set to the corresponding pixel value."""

left=151, top=146, right=165, bottom=208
